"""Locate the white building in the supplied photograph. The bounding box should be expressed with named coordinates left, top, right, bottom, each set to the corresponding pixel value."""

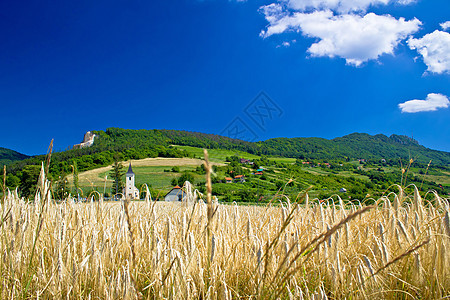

left=124, top=163, right=140, bottom=199
left=164, top=185, right=186, bottom=202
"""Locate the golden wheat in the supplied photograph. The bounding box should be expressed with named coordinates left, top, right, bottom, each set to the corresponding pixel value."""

left=0, top=165, right=449, bottom=299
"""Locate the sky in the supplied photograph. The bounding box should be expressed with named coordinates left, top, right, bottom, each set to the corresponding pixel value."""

left=0, top=0, right=449, bottom=155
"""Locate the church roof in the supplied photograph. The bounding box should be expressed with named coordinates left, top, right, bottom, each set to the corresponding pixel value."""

left=126, top=163, right=135, bottom=175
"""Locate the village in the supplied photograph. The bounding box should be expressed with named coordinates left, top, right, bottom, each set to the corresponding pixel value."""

left=119, top=155, right=360, bottom=203
left=122, top=158, right=263, bottom=202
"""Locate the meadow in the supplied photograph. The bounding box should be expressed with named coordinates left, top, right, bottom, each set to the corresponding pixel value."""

left=0, top=162, right=449, bottom=299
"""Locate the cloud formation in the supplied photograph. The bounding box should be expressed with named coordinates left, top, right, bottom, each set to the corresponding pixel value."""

left=440, top=21, right=450, bottom=31
left=408, top=30, right=450, bottom=74
left=285, top=0, right=414, bottom=14
left=261, top=9, right=421, bottom=66
left=398, top=93, right=449, bottom=113
left=260, top=0, right=421, bottom=66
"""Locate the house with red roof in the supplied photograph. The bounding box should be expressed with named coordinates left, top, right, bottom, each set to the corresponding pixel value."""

left=234, top=175, right=245, bottom=183
left=164, top=185, right=186, bottom=202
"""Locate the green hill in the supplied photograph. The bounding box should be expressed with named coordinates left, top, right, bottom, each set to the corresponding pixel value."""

left=7, top=128, right=450, bottom=175
left=7, top=128, right=449, bottom=177
left=262, top=133, right=450, bottom=165
left=0, top=147, right=29, bottom=166
left=92, top=128, right=449, bottom=165
left=3, top=128, right=450, bottom=199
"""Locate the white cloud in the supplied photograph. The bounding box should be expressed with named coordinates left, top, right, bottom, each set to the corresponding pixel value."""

left=408, top=30, right=450, bottom=74
left=440, top=21, right=450, bottom=31
left=261, top=10, right=421, bottom=66
left=399, top=93, right=450, bottom=113
left=285, top=0, right=415, bottom=13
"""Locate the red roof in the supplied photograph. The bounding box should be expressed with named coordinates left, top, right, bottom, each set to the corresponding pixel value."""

left=173, top=185, right=181, bottom=189
left=225, top=177, right=232, bottom=181
left=235, top=175, right=244, bottom=178
left=255, top=172, right=263, bottom=175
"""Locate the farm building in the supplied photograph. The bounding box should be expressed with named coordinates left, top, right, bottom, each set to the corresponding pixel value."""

left=124, top=163, right=140, bottom=200
left=240, top=158, right=253, bottom=165
left=164, top=185, right=187, bottom=202
left=225, top=177, right=233, bottom=183
left=234, top=175, right=245, bottom=183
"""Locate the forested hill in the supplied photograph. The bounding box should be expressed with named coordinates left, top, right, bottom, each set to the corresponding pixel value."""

left=0, top=147, right=29, bottom=166
left=93, top=128, right=449, bottom=165
left=262, top=133, right=450, bottom=165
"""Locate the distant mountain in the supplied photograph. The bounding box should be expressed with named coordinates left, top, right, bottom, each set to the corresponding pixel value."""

left=0, top=147, right=30, bottom=166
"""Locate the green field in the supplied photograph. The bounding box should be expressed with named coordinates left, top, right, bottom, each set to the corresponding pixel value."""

left=173, top=145, right=261, bottom=162
left=73, top=158, right=208, bottom=196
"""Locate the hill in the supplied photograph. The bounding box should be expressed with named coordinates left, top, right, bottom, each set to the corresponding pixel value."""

left=3, top=129, right=450, bottom=199
left=262, top=133, right=450, bottom=165
left=6, top=128, right=450, bottom=177
left=0, top=147, right=29, bottom=166
left=92, top=128, right=450, bottom=165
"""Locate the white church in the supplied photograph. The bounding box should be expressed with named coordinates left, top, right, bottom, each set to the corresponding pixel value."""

left=124, top=163, right=140, bottom=199
left=121, top=162, right=189, bottom=202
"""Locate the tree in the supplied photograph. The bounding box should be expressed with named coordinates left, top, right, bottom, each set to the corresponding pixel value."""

left=178, top=172, right=195, bottom=186
left=19, top=165, right=41, bottom=198
left=109, top=156, right=125, bottom=197
left=172, top=172, right=195, bottom=187
left=237, top=189, right=256, bottom=202
left=6, top=174, right=20, bottom=188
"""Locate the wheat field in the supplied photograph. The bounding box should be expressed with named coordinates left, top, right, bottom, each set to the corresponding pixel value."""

left=0, top=164, right=449, bottom=299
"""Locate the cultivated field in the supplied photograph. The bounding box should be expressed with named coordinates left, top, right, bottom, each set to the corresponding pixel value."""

left=71, top=157, right=225, bottom=191
left=1, top=165, right=449, bottom=299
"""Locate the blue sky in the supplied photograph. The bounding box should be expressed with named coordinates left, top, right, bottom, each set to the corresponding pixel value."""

left=0, top=0, right=449, bottom=155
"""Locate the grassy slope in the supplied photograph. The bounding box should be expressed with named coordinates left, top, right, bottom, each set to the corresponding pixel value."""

left=172, top=145, right=261, bottom=162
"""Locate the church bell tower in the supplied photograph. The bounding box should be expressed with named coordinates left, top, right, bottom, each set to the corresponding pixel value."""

left=125, top=163, right=136, bottom=199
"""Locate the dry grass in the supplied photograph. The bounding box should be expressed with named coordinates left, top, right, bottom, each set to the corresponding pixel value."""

left=1, top=165, right=449, bottom=299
